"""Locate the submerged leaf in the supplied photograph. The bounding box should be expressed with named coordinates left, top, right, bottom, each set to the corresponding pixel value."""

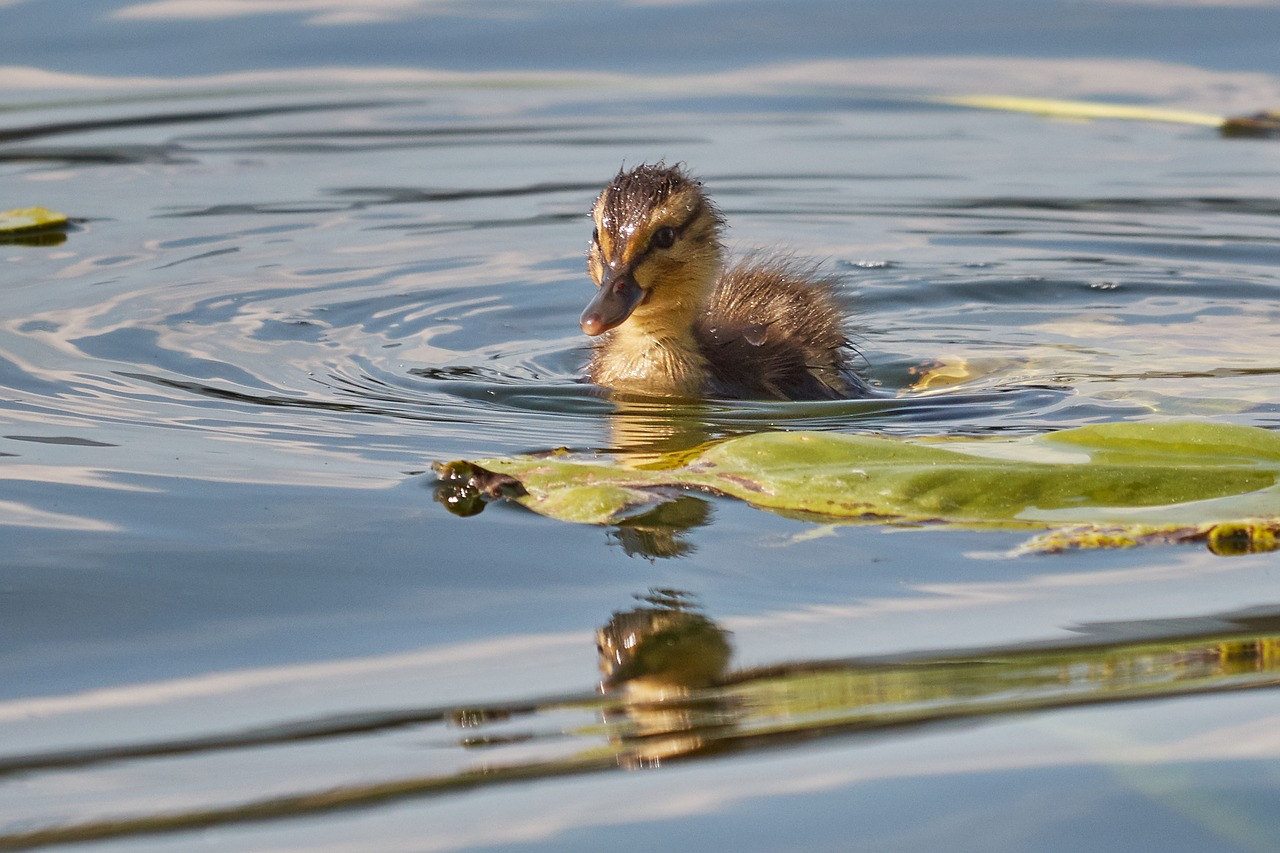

left=438, top=422, right=1280, bottom=552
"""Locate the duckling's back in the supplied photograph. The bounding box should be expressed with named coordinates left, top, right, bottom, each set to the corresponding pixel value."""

left=695, top=257, right=868, bottom=401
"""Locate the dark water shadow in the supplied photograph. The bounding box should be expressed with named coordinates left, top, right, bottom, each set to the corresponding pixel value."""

left=0, top=100, right=409, bottom=145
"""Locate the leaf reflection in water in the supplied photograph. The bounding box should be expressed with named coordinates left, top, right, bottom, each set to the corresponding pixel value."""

left=3, top=601, right=1280, bottom=851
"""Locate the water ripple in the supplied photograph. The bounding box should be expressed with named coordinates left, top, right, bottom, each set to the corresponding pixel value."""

left=1, top=93, right=1277, bottom=476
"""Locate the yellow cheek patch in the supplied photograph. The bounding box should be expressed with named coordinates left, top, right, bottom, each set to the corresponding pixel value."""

left=593, top=228, right=616, bottom=266
left=592, top=202, right=622, bottom=265
left=587, top=249, right=605, bottom=285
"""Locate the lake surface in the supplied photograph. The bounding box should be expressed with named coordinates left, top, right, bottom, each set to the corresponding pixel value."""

left=3, top=2, right=1280, bottom=850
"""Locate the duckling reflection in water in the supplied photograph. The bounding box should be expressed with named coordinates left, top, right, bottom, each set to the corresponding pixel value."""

left=597, top=590, right=732, bottom=699
left=596, top=590, right=734, bottom=766
left=581, top=163, right=870, bottom=400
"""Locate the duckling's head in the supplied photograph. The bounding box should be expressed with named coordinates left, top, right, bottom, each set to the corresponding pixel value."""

left=581, top=164, right=724, bottom=338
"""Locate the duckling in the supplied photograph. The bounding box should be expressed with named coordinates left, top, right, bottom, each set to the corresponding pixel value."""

left=580, top=163, right=869, bottom=400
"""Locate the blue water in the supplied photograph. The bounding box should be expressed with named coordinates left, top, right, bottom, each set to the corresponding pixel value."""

left=7, top=0, right=1280, bottom=75
left=2, top=2, right=1280, bottom=850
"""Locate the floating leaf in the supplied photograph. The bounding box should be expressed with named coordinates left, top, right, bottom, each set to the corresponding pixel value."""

left=435, top=421, right=1280, bottom=552
left=936, top=94, right=1280, bottom=139
left=1015, top=519, right=1280, bottom=556
left=0, top=206, right=69, bottom=234
left=937, top=94, right=1225, bottom=128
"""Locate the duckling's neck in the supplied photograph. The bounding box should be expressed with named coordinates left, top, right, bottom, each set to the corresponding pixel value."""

left=594, top=305, right=710, bottom=397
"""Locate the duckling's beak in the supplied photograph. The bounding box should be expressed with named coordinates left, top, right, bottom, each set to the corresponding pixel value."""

left=580, top=269, right=644, bottom=336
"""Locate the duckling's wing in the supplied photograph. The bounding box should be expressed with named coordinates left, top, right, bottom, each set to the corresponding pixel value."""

left=696, top=323, right=845, bottom=400
left=696, top=257, right=865, bottom=401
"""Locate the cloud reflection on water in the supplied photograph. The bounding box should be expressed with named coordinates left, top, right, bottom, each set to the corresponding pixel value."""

left=111, top=0, right=540, bottom=25
left=2, top=57, right=1280, bottom=116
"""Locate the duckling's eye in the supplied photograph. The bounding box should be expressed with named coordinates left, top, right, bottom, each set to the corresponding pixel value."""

left=651, top=226, right=677, bottom=250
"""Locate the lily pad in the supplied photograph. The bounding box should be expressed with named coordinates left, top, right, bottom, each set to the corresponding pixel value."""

left=435, top=421, right=1280, bottom=552
left=936, top=94, right=1280, bottom=139
left=0, top=207, right=69, bottom=234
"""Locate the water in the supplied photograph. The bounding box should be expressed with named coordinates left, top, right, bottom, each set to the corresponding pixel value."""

left=3, top=3, right=1280, bottom=851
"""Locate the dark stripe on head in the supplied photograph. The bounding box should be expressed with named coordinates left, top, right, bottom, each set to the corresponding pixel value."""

left=600, top=163, right=694, bottom=227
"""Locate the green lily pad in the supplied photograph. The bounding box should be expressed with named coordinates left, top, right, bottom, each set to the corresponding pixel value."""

left=0, top=207, right=68, bottom=234
left=435, top=421, right=1280, bottom=552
